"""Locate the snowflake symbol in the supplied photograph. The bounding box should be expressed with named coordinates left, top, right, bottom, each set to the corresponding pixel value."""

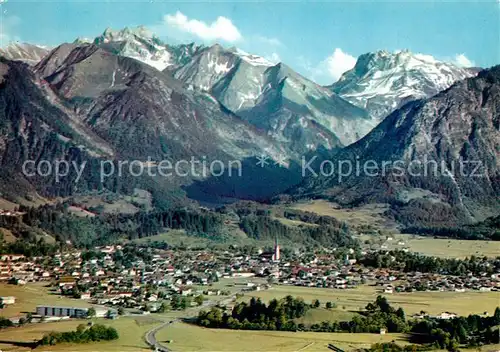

left=256, top=154, right=270, bottom=168
left=274, top=154, right=288, bottom=168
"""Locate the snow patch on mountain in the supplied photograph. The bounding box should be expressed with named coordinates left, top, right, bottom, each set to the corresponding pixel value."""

left=91, top=26, right=203, bottom=71
left=0, top=43, right=51, bottom=65
left=234, top=48, right=274, bottom=67
left=175, top=45, right=375, bottom=148
left=330, top=50, right=476, bottom=119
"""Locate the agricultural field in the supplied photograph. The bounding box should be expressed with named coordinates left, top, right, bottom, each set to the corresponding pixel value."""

left=0, top=283, right=91, bottom=318
left=131, top=228, right=255, bottom=247
left=156, top=322, right=409, bottom=351
left=0, top=228, right=17, bottom=243
left=290, top=200, right=499, bottom=259
left=131, top=229, right=202, bottom=245
left=273, top=216, right=319, bottom=228
left=0, top=316, right=161, bottom=352
left=382, top=233, right=500, bottom=259
left=241, top=284, right=500, bottom=317
left=290, top=200, right=397, bottom=230
left=294, top=307, right=359, bottom=325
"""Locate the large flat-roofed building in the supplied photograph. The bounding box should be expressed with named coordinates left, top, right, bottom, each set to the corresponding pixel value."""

left=36, top=306, right=89, bottom=318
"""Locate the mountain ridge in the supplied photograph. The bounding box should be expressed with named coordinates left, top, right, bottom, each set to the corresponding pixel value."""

left=293, top=65, right=500, bottom=226
left=0, top=26, right=497, bottom=225
left=173, top=43, right=376, bottom=150
left=0, top=43, right=52, bottom=65
left=329, top=49, right=476, bottom=120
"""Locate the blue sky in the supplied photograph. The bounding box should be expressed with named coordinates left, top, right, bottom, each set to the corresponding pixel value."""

left=1, top=0, right=498, bottom=84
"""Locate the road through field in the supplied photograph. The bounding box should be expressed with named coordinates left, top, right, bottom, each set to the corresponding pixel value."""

left=145, top=319, right=178, bottom=351
left=144, top=294, right=239, bottom=352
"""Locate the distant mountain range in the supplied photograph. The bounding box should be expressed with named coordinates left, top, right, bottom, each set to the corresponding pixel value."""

left=173, top=43, right=374, bottom=149
left=0, top=26, right=497, bottom=226
left=294, top=66, right=500, bottom=226
left=0, top=42, right=51, bottom=65
left=330, top=50, right=477, bottom=119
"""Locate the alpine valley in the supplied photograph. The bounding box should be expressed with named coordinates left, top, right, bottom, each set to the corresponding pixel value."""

left=0, top=26, right=498, bottom=241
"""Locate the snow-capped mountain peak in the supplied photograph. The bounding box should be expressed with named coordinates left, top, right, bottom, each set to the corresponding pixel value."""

left=73, top=37, right=92, bottom=45
left=0, top=42, right=52, bottom=65
left=97, top=26, right=155, bottom=44
left=173, top=43, right=375, bottom=149
left=231, top=48, right=275, bottom=67
left=91, top=26, right=173, bottom=70
left=90, top=26, right=203, bottom=71
left=330, top=49, right=476, bottom=119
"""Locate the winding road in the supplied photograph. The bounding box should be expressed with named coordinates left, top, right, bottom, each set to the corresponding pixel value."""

left=145, top=319, right=178, bottom=352
left=144, top=294, right=238, bottom=352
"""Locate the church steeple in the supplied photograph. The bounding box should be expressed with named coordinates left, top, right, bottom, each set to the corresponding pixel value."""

left=273, top=235, right=280, bottom=261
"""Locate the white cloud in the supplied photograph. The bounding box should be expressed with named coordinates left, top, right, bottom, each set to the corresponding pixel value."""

left=453, top=53, right=475, bottom=68
left=299, top=48, right=357, bottom=85
left=164, top=11, right=242, bottom=43
left=324, top=48, right=357, bottom=81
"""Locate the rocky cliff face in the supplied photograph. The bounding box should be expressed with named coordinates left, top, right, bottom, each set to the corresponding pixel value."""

left=3, top=44, right=297, bottom=203
left=330, top=50, right=476, bottom=120
left=0, top=43, right=51, bottom=65
left=35, top=44, right=284, bottom=161
left=174, top=45, right=375, bottom=152
left=1, top=27, right=497, bottom=215
left=0, top=58, right=114, bottom=200
left=296, top=66, right=500, bottom=225
left=92, top=26, right=203, bottom=71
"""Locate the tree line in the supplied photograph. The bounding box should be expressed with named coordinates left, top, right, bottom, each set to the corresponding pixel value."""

left=403, top=214, right=500, bottom=241
left=11, top=203, right=223, bottom=248
left=410, top=308, right=500, bottom=350
left=3, top=200, right=360, bottom=250
left=239, top=215, right=357, bottom=248
left=38, top=324, right=119, bottom=346
left=197, top=295, right=500, bottom=350
left=0, top=237, right=59, bottom=257
left=198, top=295, right=309, bottom=331
left=359, top=250, right=500, bottom=276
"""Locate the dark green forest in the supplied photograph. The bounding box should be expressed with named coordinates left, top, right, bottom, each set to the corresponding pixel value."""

left=359, top=250, right=500, bottom=276
left=0, top=201, right=358, bottom=251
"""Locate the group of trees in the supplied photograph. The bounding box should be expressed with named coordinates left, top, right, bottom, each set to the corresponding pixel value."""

left=368, top=342, right=427, bottom=352
left=197, top=296, right=309, bottom=331
left=411, top=308, right=500, bottom=350
left=197, top=296, right=408, bottom=334
left=131, top=209, right=223, bottom=238
left=359, top=250, right=500, bottom=276
left=38, top=324, right=118, bottom=346
left=222, top=201, right=357, bottom=248
left=341, top=296, right=408, bottom=334
left=5, top=203, right=224, bottom=249
left=0, top=237, right=59, bottom=257
left=404, top=215, right=500, bottom=241
left=0, top=316, right=14, bottom=329
left=239, top=215, right=357, bottom=248
left=361, top=299, right=500, bottom=350
left=170, top=294, right=191, bottom=310
left=197, top=295, right=500, bottom=350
